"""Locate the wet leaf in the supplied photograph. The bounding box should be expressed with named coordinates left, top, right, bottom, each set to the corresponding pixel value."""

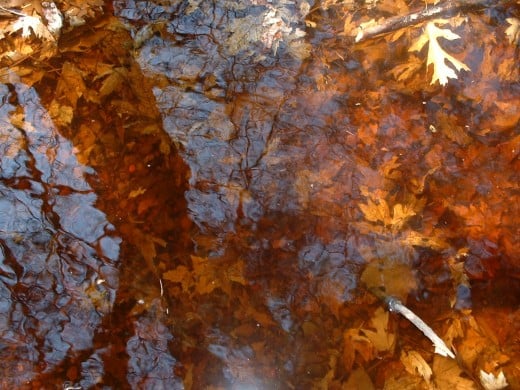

left=505, top=18, right=520, bottom=45
left=343, top=328, right=375, bottom=371
left=7, top=15, right=53, bottom=40
left=361, top=260, right=417, bottom=301
left=479, top=370, right=508, bottom=390
left=433, top=356, right=477, bottom=389
left=409, top=20, right=470, bottom=86
left=360, top=306, right=395, bottom=353
left=359, top=198, right=391, bottom=225
left=345, top=367, right=375, bottom=389
left=400, top=350, right=432, bottom=383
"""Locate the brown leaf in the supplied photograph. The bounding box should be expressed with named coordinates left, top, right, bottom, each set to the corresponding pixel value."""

left=401, top=350, right=432, bottom=383
left=361, top=306, right=396, bottom=353
left=433, top=356, right=477, bottom=389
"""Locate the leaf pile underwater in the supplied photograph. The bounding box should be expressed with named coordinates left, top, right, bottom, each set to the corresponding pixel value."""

left=0, top=0, right=519, bottom=388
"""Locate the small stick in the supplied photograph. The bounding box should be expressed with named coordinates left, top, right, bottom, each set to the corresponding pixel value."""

left=387, top=295, right=455, bottom=358
left=354, top=0, right=496, bottom=42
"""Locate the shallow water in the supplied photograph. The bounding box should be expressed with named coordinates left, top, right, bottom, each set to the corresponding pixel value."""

left=0, top=0, right=519, bottom=388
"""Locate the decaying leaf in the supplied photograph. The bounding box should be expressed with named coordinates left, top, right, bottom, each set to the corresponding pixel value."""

left=361, top=260, right=417, bottom=301
left=409, top=19, right=470, bottom=86
left=164, top=256, right=246, bottom=296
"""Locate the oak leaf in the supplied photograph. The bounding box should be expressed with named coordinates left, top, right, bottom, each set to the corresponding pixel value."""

left=409, top=20, right=470, bottom=86
left=505, top=18, right=520, bottom=45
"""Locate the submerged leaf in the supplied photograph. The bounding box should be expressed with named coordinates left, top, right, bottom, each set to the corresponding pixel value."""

left=409, top=20, right=470, bottom=86
left=505, top=18, right=520, bottom=45
left=360, top=307, right=396, bottom=353
left=479, top=370, right=508, bottom=390
left=400, top=350, right=432, bottom=383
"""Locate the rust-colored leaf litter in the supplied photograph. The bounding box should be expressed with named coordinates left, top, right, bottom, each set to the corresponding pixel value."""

left=0, top=0, right=518, bottom=388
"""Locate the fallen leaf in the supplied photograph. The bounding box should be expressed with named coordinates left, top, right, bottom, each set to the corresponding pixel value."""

left=7, top=15, right=54, bottom=41
left=479, top=370, right=509, bottom=390
left=344, top=367, right=375, bottom=389
left=409, top=20, right=470, bottom=85
left=433, top=356, right=477, bottom=389
left=505, top=18, right=520, bottom=45
left=361, top=306, right=395, bottom=353
left=361, top=260, right=418, bottom=301
left=401, top=350, right=432, bottom=383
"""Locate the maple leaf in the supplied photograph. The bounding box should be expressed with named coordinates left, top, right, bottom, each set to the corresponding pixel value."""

left=409, top=20, right=470, bottom=86
left=359, top=198, right=391, bottom=225
left=164, top=256, right=246, bottom=296
left=433, top=356, right=477, bottom=389
left=360, top=307, right=396, bottom=353
left=400, top=350, right=432, bottom=383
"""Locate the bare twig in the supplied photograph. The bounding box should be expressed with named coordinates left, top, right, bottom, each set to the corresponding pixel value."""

left=386, top=296, right=455, bottom=358
left=354, top=0, right=498, bottom=42
left=370, top=287, right=455, bottom=358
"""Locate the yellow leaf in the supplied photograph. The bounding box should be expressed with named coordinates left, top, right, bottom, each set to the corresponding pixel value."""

left=409, top=20, right=470, bottom=86
left=399, top=230, right=449, bottom=251
left=361, top=307, right=395, bottom=353
left=433, top=356, right=477, bottom=389
left=479, top=370, right=508, bottom=390
left=128, top=187, right=147, bottom=198
left=505, top=18, right=520, bottom=45
left=391, top=203, right=416, bottom=230
left=401, top=350, right=432, bottom=383
left=163, top=265, right=191, bottom=291
left=344, top=368, right=375, bottom=390
left=359, top=198, right=391, bottom=225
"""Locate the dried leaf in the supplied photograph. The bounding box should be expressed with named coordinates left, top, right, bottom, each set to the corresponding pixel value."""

left=409, top=20, right=470, bottom=85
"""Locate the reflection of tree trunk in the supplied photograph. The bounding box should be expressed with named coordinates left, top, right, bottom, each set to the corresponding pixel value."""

left=354, top=0, right=502, bottom=42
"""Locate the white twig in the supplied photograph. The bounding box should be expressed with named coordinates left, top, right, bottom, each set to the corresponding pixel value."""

left=386, top=296, right=455, bottom=359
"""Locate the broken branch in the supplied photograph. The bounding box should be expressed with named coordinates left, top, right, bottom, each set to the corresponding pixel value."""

left=354, top=0, right=497, bottom=42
